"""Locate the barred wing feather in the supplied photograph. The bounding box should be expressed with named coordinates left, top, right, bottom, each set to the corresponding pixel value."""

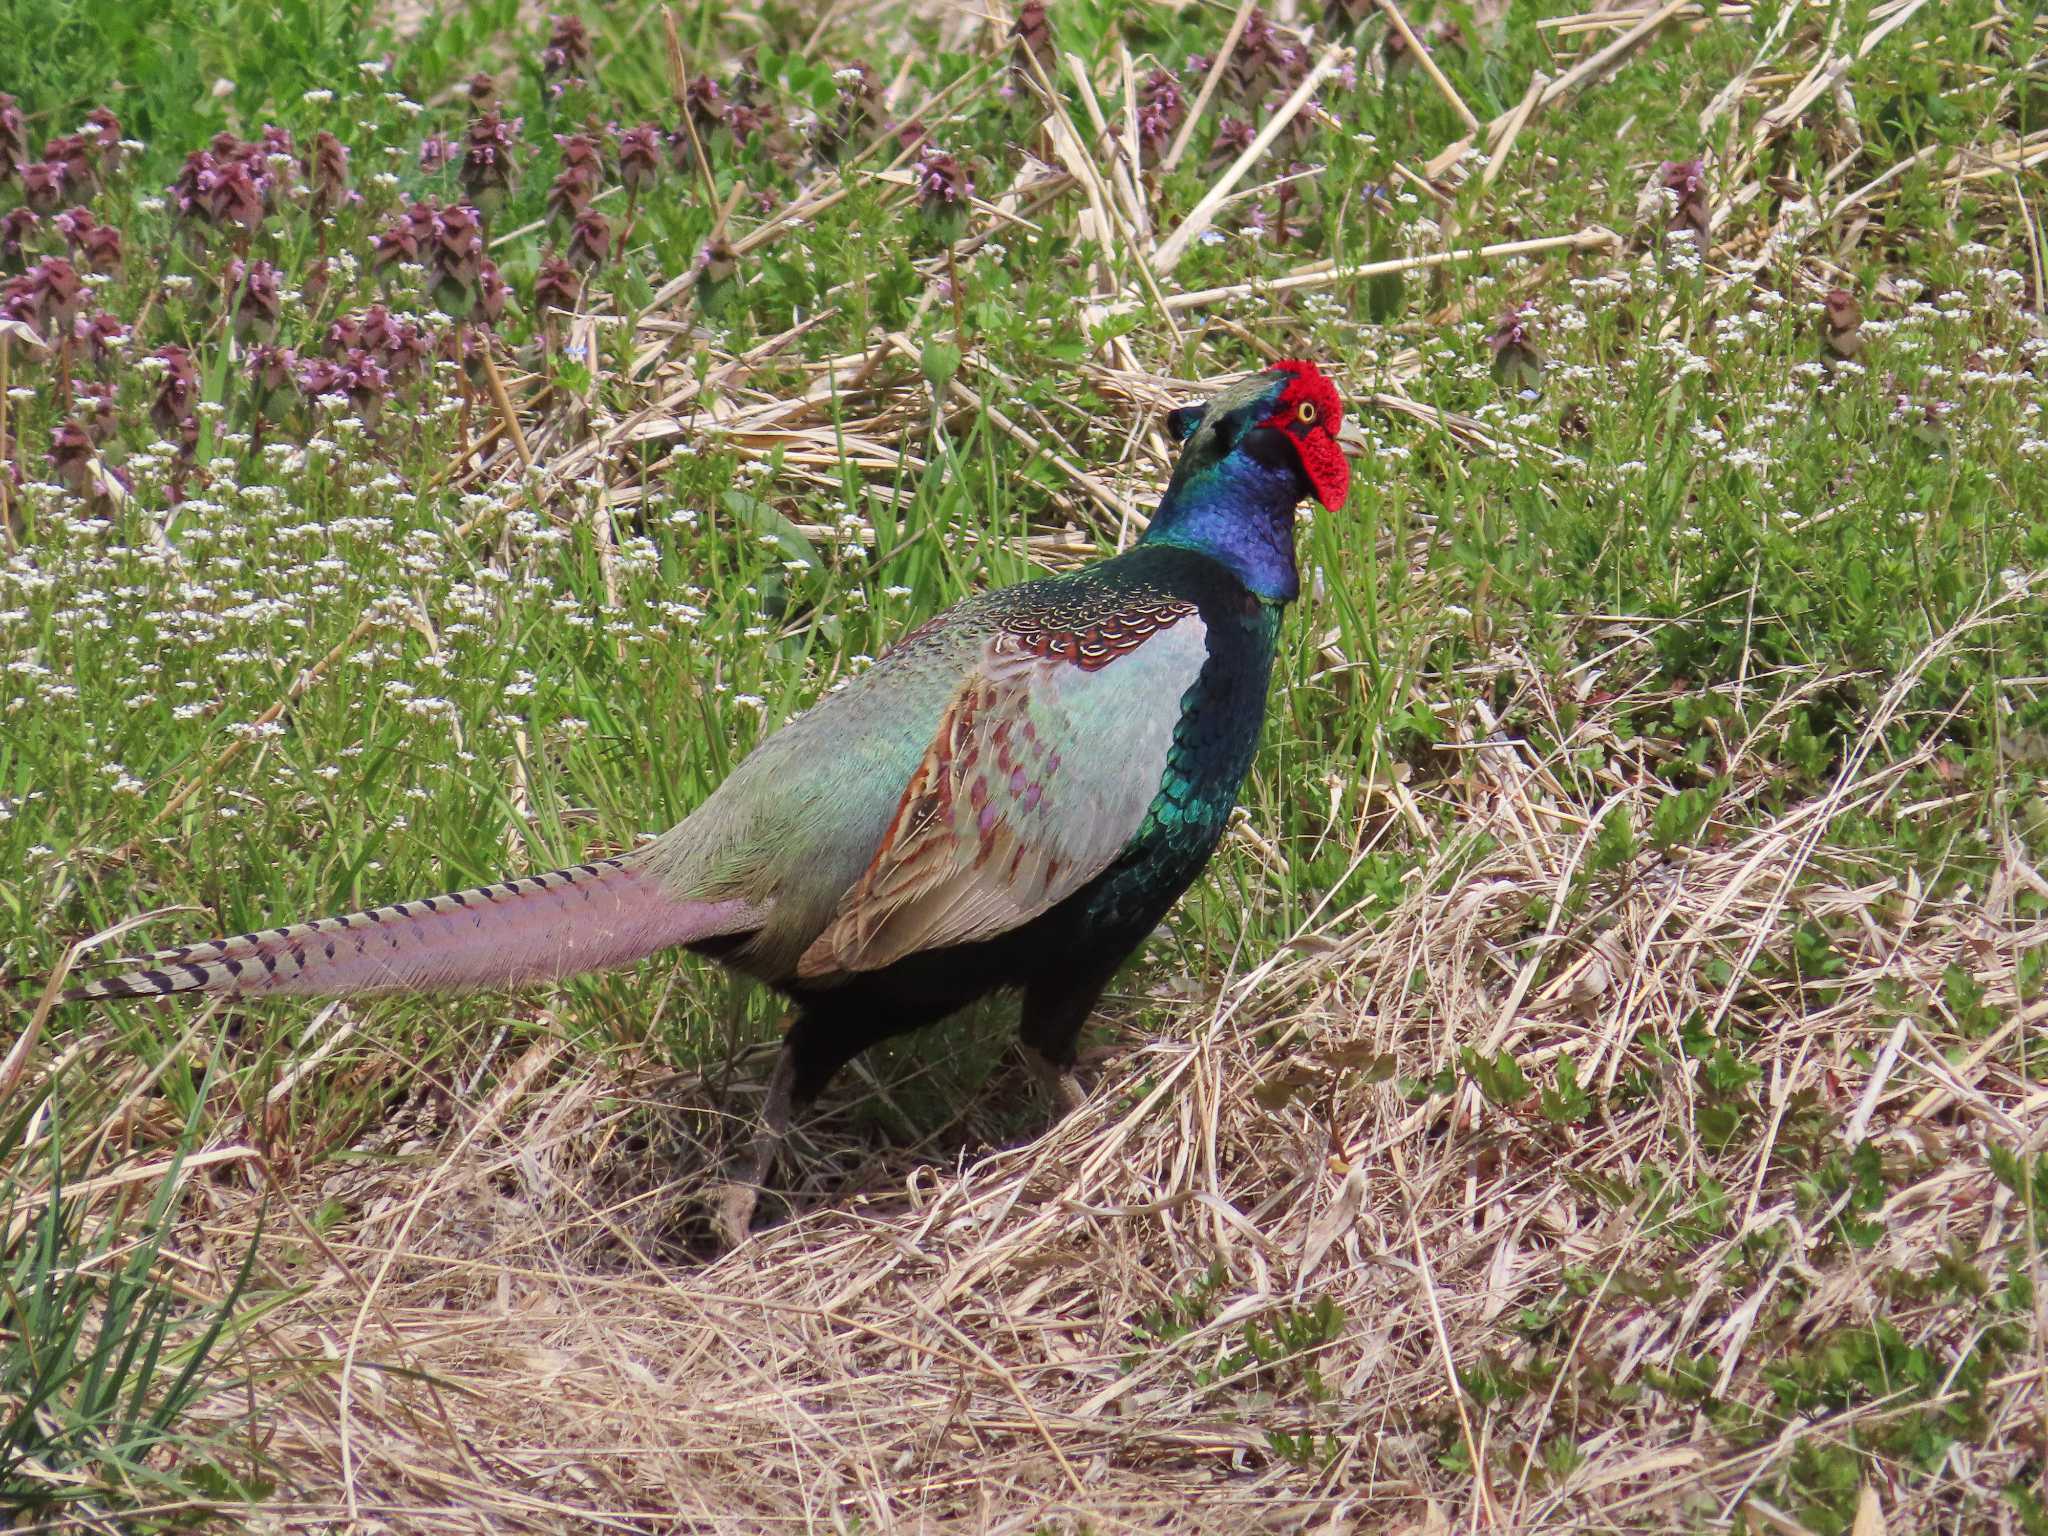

left=796, top=616, right=1207, bottom=978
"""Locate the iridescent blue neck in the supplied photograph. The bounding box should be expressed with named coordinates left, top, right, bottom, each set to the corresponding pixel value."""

left=1141, top=450, right=1302, bottom=602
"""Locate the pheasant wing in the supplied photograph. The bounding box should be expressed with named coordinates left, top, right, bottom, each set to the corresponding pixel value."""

left=796, top=611, right=1207, bottom=979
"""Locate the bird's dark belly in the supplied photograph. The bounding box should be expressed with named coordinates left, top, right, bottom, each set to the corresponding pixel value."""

left=768, top=847, right=1211, bottom=1055
left=768, top=867, right=1178, bottom=1030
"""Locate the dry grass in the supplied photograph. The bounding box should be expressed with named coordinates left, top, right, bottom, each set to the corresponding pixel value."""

left=100, top=610, right=2037, bottom=1532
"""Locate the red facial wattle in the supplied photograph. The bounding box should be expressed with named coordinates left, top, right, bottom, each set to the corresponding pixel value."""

left=1293, top=429, right=1350, bottom=512
left=1261, top=359, right=1351, bottom=512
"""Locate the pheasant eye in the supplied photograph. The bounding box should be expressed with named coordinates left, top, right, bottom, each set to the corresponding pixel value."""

left=1295, top=400, right=1318, bottom=425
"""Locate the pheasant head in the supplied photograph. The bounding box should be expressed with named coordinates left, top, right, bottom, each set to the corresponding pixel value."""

left=1148, top=359, right=1349, bottom=602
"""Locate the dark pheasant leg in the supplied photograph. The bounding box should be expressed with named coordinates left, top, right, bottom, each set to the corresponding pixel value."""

left=714, top=1036, right=797, bottom=1250
left=713, top=1008, right=882, bottom=1248
left=1018, top=969, right=1116, bottom=1118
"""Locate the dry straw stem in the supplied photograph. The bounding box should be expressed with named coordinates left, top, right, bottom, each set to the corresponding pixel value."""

left=1160, top=0, right=1255, bottom=175
left=1375, top=0, right=1482, bottom=131
left=1425, top=0, right=1691, bottom=178
left=1063, top=50, right=1148, bottom=245
left=1152, top=44, right=1355, bottom=275
left=661, top=7, right=722, bottom=223
left=1541, top=2, right=1736, bottom=37
left=1481, top=70, right=1549, bottom=191
left=477, top=343, right=534, bottom=473
left=1018, top=46, right=1180, bottom=337
left=1118, top=226, right=1620, bottom=316
left=1709, top=0, right=1930, bottom=219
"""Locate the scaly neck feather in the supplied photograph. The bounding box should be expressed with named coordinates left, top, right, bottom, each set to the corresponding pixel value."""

left=1140, top=444, right=1303, bottom=602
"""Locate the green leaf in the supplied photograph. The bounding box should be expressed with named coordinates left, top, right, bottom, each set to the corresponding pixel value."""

left=723, top=489, right=820, bottom=570
left=1540, top=1055, right=1594, bottom=1124
left=1459, top=1046, right=1531, bottom=1107
left=920, top=339, right=962, bottom=390
left=1651, top=782, right=1722, bottom=853
left=1697, top=1102, right=1744, bottom=1150
left=1590, top=804, right=1637, bottom=873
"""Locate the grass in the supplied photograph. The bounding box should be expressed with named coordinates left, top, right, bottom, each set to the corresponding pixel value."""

left=1, top=0, right=2045, bottom=1528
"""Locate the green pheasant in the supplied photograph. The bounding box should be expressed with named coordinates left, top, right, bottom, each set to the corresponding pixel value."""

left=57, top=360, right=1351, bottom=1241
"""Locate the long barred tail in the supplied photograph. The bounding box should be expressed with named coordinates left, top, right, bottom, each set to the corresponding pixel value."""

left=63, top=857, right=760, bottom=1004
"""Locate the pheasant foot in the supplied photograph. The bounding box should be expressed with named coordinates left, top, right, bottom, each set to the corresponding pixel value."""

left=1022, top=1045, right=1086, bottom=1118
